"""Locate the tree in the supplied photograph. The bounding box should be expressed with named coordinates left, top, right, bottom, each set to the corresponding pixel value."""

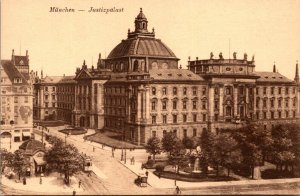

left=45, top=142, right=83, bottom=184
left=198, top=128, right=215, bottom=176
left=12, top=150, right=28, bottom=180
left=1, top=149, right=14, bottom=172
left=271, top=124, right=295, bottom=172
left=145, top=136, right=161, bottom=163
left=212, top=132, right=241, bottom=176
left=182, top=137, right=196, bottom=152
left=162, top=132, right=180, bottom=156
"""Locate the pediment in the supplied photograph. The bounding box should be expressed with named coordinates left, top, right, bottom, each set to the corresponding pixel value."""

left=76, top=70, right=92, bottom=79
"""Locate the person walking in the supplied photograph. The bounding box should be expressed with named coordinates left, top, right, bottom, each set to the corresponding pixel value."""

left=73, top=189, right=76, bottom=196
left=78, top=180, right=82, bottom=188
left=175, top=186, right=181, bottom=195
left=132, top=156, right=135, bottom=165
left=145, top=170, right=149, bottom=177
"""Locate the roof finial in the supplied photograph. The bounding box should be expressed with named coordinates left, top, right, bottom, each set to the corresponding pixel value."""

left=140, top=8, right=143, bottom=13
left=295, top=60, right=299, bottom=83
left=179, top=64, right=182, bottom=69
left=273, top=61, right=276, bottom=73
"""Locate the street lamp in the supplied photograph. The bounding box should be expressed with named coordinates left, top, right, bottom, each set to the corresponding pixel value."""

left=10, top=120, right=14, bottom=150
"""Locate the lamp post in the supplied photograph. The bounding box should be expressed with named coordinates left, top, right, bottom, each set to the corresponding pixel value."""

left=10, top=120, right=14, bottom=150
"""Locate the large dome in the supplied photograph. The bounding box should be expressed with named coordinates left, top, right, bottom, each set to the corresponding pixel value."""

left=107, top=8, right=178, bottom=60
left=107, top=37, right=177, bottom=59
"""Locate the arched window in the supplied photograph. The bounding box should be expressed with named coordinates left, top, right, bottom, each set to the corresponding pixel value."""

left=226, top=106, right=232, bottom=116
left=133, top=60, right=138, bottom=71
left=152, top=87, right=156, bottom=95
left=143, top=23, right=146, bottom=29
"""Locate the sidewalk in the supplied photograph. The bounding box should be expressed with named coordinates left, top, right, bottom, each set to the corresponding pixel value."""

left=1, top=172, right=84, bottom=194
left=120, top=160, right=300, bottom=190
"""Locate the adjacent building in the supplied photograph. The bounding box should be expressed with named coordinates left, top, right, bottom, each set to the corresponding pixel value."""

left=1, top=50, right=34, bottom=147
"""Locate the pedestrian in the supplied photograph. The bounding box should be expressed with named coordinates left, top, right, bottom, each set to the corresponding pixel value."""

left=93, top=146, right=95, bottom=152
left=78, top=180, right=81, bottom=188
left=132, top=156, right=135, bottom=165
left=23, top=177, right=26, bottom=185
left=73, top=189, right=76, bottom=196
left=40, top=177, right=42, bottom=184
left=145, top=170, right=149, bottom=177
left=102, top=144, right=104, bottom=149
left=88, top=171, right=91, bottom=177
left=141, top=164, right=144, bottom=170
left=112, top=148, right=114, bottom=157
left=175, top=186, right=181, bottom=195
left=158, top=172, right=161, bottom=179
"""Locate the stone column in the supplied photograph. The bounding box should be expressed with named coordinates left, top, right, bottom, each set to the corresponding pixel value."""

left=219, top=85, right=224, bottom=120
left=253, top=85, right=257, bottom=120
left=245, top=86, right=249, bottom=116
left=91, top=83, right=95, bottom=112
left=145, top=85, right=150, bottom=123
left=233, top=84, right=238, bottom=117
left=137, top=86, right=142, bottom=122
left=208, top=85, right=214, bottom=122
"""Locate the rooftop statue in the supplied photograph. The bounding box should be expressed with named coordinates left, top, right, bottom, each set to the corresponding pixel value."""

left=252, top=55, right=255, bottom=62
left=233, top=52, right=237, bottom=60
left=219, top=52, right=223, bottom=60
left=244, top=53, right=248, bottom=60
left=210, top=52, right=214, bottom=59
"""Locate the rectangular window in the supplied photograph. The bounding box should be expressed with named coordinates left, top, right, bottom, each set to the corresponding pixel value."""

left=202, top=101, right=206, bottom=109
left=214, top=114, right=219, bottom=121
left=162, top=100, right=167, bottom=110
left=52, top=86, right=55, bottom=91
left=162, top=87, right=167, bottom=95
left=278, top=99, right=282, bottom=107
left=271, top=99, right=274, bottom=108
left=278, top=87, right=282, bottom=94
left=173, top=115, right=177, bottom=123
left=14, top=96, right=18, bottom=103
left=151, top=101, right=156, bottom=111
left=278, top=111, right=281, bottom=118
left=263, top=87, right=267, bottom=95
left=52, top=103, right=55, bottom=107
left=263, top=112, right=267, bottom=119
left=192, top=101, right=197, bottom=110
left=183, top=87, right=187, bottom=95
left=293, top=111, right=296, bottom=118
left=193, top=129, right=197, bottom=137
left=256, top=87, right=259, bottom=94
left=152, top=131, right=156, bottom=137
left=286, top=100, right=289, bottom=107
left=183, top=114, right=187, bottom=122
left=183, top=129, right=187, bottom=138
left=45, top=103, right=48, bottom=108
left=256, top=111, right=260, bottom=119
left=162, top=115, right=167, bottom=124
left=183, top=100, right=187, bottom=110
left=45, top=87, right=48, bottom=91
left=45, top=95, right=48, bottom=100
left=24, top=97, right=28, bottom=103
left=286, top=111, right=289, bottom=118
left=271, top=87, right=274, bottom=95
left=263, top=100, right=267, bottom=107
left=52, top=95, right=55, bottom=100
left=173, top=100, right=177, bottom=110
left=203, top=114, right=206, bottom=121
left=173, top=130, right=177, bottom=136
left=271, top=112, right=274, bottom=119
left=193, top=87, right=197, bottom=95
left=202, top=87, right=206, bottom=95
left=286, top=87, right=289, bottom=94
left=193, top=114, right=197, bottom=122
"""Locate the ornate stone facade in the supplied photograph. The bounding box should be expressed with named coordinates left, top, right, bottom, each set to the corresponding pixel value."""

left=1, top=50, right=34, bottom=146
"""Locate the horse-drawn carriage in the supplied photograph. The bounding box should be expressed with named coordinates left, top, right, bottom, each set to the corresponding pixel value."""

left=134, top=173, right=148, bottom=187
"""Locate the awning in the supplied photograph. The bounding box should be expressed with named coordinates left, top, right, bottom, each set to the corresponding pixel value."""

left=33, top=157, right=46, bottom=165
left=22, top=132, right=31, bottom=137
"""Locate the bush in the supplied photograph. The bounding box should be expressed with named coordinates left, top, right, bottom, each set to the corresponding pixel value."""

left=146, top=159, right=155, bottom=167
left=261, top=169, right=294, bottom=179
left=155, top=164, right=165, bottom=172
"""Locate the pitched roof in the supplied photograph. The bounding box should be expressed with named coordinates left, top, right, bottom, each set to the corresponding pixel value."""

left=58, top=75, right=76, bottom=84
left=13, top=55, right=29, bottom=66
left=19, top=139, right=44, bottom=155
left=256, top=71, right=294, bottom=83
left=149, top=69, right=204, bottom=81
left=1, top=60, right=28, bottom=84
left=41, top=76, right=64, bottom=84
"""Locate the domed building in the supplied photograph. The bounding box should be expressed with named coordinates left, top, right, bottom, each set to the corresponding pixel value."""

left=72, top=8, right=299, bottom=146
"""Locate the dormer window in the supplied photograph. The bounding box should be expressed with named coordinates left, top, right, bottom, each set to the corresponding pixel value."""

left=14, top=78, right=22, bottom=83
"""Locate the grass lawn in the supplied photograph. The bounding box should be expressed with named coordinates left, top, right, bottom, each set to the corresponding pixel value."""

left=85, top=132, right=143, bottom=149
left=59, top=128, right=87, bottom=135
left=153, top=171, right=238, bottom=182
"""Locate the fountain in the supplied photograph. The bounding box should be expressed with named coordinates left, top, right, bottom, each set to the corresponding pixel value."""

left=192, top=146, right=201, bottom=173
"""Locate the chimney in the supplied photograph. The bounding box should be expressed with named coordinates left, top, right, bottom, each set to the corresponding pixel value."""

left=26, top=50, right=28, bottom=57
left=273, top=62, right=276, bottom=73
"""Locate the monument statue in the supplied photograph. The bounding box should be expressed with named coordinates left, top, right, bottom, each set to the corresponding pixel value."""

left=233, top=52, right=237, bottom=59
left=210, top=52, right=214, bottom=59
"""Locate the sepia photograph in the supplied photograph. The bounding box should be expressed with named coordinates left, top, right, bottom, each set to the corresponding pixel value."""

left=1, top=0, right=300, bottom=195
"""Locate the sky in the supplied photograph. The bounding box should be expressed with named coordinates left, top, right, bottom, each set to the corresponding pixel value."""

left=1, top=0, right=300, bottom=79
